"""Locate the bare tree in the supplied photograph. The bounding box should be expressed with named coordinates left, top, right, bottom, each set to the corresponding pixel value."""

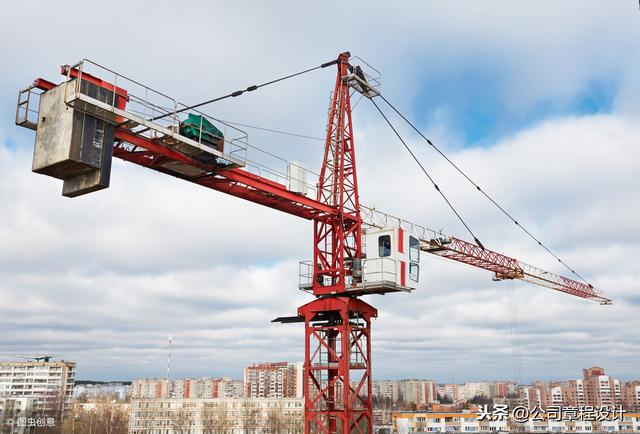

left=241, top=399, right=262, bottom=434
left=266, top=400, right=286, bottom=433
left=201, top=402, right=234, bottom=434
left=292, top=412, right=304, bottom=434
left=168, top=405, right=193, bottom=434
left=70, top=406, right=99, bottom=434
left=94, top=402, right=128, bottom=434
left=46, top=401, right=128, bottom=434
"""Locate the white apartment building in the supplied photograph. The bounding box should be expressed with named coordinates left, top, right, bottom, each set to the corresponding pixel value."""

left=244, top=362, right=303, bottom=399
left=522, top=386, right=544, bottom=408
left=0, top=397, right=39, bottom=434
left=393, top=411, right=640, bottom=434
left=372, top=380, right=437, bottom=406
left=550, top=386, right=563, bottom=404
left=373, top=380, right=401, bottom=403
left=0, top=360, right=76, bottom=418
left=132, top=377, right=243, bottom=400
left=575, top=379, right=586, bottom=406
left=192, top=377, right=243, bottom=399
left=463, top=382, right=493, bottom=400
left=73, top=382, right=130, bottom=401
left=129, top=397, right=304, bottom=434
left=394, top=411, right=508, bottom=433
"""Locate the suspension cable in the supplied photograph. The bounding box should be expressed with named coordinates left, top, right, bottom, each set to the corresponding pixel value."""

left=370, top=98, right=485, bottom=249
left=378, top=94, right=593, bottom=287
left=149, top=58, right=339, bottom=123
left=215, top=120, right=324, bottom=142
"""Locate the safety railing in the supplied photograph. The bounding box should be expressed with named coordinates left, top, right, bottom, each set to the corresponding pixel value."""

left=299, top=260, right=314, bottom=289
left=242, top=157, right=322, bottom=199
left=298, top=257, right=400, bottom=291
left=15, top=85, right=42, bottom=130
left=360, top=257, right=398, bottom=286
left=361, top=205, right=446, bottom=244
left=346, top=55, right=383, bottom=98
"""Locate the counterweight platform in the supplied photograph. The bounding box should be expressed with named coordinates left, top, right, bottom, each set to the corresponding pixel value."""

left=60, top=62, right=247, bottom=171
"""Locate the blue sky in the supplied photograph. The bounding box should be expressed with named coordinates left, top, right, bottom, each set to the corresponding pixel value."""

left=413, top=67, right=619, bottom=146
left=0, top=1, right=639, bottom=383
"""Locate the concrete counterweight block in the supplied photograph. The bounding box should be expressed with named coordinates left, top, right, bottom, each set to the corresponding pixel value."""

left=32, top=79, right=114, bottom=197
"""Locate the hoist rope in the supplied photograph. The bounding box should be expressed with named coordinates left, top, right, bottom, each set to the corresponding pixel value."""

left=378, top=94, right=594, bottom=288
left=149, top=58, right=339, bottom=123
left=370, top=98, right=485, bottom=249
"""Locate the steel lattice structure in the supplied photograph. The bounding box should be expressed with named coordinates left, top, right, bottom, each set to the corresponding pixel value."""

left=16, top=51, right=611, bottom=434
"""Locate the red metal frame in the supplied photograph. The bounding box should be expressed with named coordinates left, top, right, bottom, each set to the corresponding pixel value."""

left=312, top=52, right=363, bottom=296
left=26, top=55, right=611, bottom=434
left=429, top=237, right=525, bottom=279
left=32, top=78, right=55, bottom=91
left=426, top=237, right=611, bottom=303
left=33, top=72, right=339, bottom=221
left=299, top=297, right=376, bottom=434
left=113, top=137, right=337, bottom=220
left=60, top=65, right=129, bottom=104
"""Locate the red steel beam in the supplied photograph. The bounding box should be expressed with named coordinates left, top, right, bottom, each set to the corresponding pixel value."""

left=60, top=65, right=129, bottom=101
left=33, top=78, right=55, bottom=91
left=427, top=237, right=611, bottom=303
left=112, top=132, right=337, bottom=220
left=428, top=237, right=525, bottom=279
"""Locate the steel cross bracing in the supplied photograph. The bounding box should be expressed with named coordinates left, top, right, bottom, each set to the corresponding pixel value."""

left=299, top=297, right=376, bottom=434
left=313, top=52, right=363, bottom=296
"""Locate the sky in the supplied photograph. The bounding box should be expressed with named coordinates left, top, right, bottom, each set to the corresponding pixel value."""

left=0, top=1, right=639, bottom=383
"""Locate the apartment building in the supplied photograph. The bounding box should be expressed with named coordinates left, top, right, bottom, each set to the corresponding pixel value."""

left=490, top=381, right=517, bottom=398
left=0, top=360, right=75, bottom=419
left=394, top=411, right=507, bottom=433
left=436, top=382, right=517, bottom=403
left=521, top=382, right=549, bottom=408
left=392, top=411, right=640, bottom=434
left=398, top=380, right=437, bottom=407
left=372, top=380, right=436, bottom=407
left=0, top=397, right=39, bottom=434
left=463, top=382, right=493, bottom=400
left=131, top=378, right=170, bottom=399
left=244, top=362, right=303, bottom=398
left=518, top=367, right=637, bottom=410
left=131, top=377, right=243, bottom=399
left=373, top=380, right=401, bottom=403
left=73, top=382, right=130, bottom=401
left=438, top=383, right=460, bottom=401
left=562, top=379, right=587, bottom=407
left=624, top=381, right=640, bottom=413
left=129, top=397, right=303, bottom=434
left=199, top=377, right=243, bottom=399
left=582, top=366, right=624, bottom=407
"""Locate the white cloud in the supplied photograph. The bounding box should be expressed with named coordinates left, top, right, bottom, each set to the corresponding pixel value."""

left=2, top=113, right=638, bottom=382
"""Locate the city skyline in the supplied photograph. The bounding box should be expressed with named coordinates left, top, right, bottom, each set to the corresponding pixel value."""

left=69, top=362, right=638, bottom=388
left=1, top=1, right=639, bottom=382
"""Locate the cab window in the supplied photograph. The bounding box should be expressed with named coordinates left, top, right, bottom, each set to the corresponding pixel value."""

left=378, top=235, right=391, bottom=257
left=410, top=263, right=419, bottom=282
left=409, top=236, right=420, bottom=262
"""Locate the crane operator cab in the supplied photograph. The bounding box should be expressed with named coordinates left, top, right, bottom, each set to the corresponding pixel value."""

left=298, top=226, right=421, bottom=295
left=359, top=226, right=421, bottom=293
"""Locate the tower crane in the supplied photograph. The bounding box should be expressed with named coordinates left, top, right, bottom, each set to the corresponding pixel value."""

left=15, top=52, right=611, bottom=434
